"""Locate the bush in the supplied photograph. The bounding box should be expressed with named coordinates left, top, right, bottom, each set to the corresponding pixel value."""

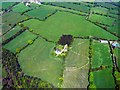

left=30, top=29, right=33, bottom=32
left=28, top=40, right=33, bottom=45
left=89, top=83, right=96, bottom=88
left=16, top=48, right=20, bottom=53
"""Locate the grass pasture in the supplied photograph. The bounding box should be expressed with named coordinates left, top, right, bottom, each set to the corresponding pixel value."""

left=114, top=48, right=120, bottom=70
left=91, top=41, right=113, bottom=68
left=2, top=2, right=15, bottom=10
left=108, top=20, right=119, bottom=35
left=2, top=23, right=11, bottom=34
left=90, top=7, right=109, bottom=15
left=24, top=5, right=56, bottom=20
left=93, top=68, right=115, bottom=88
left=62, top=39, right=89, bottom=88
left=18, top=38, right=64, bottom=87
left=4, top=30, right=37, bottom=53
left=49, top=2, right=90, bottom=13
left=3, top=26, right=22, bottom=41
left=12, top=3, right=31, bottom=13
left=2, top=11, right=28, bottom=27
left=89, top=14, right=115, bottom=26
left=29, top=3, right=40, bottom=9
left=23, top=11, right=118, bottom=42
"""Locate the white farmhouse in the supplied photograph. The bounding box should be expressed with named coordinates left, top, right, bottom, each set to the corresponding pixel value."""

left=99, top=40, right=108, bottom=44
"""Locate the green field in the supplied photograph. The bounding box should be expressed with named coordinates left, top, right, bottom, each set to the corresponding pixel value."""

left=23, top=12, right=118, bottom=42
left=12, top=3, right=31, bottom=13
left=90, top=7, right=109, bottom=15
left=114, top=48, right=120, bottom=70
left=3, top=26, right=22, bottom=41
left=18, top=38, right=64, bottom=87
left=2, top=2, right=15, bottom=10
left=2, top=11, right=28, bottom=27
left=62, top=39, right=89, bottom=88
left=49, top=2, right=90, bottom=13
left=2, top=23, right=11, bottom=34
left=108, top=20, right=119, bottom=35
left=93, top=68, right=115, bottom=88
left=2, top=2, right=120, bottom=89
left=24, top=5, right=56, bottom=20
left=4, top=30, right=37, bottom=53
left=29, top=3, right=40, bottom=9
left=89, top=14, right=115, bottom=26
left=91, top=41, right=112, bottom=68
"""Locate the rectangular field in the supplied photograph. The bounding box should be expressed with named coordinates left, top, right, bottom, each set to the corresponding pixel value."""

left=2, top=24, right=11, bottom=34
left=91, top=41, right=113, bottom=68
left=93, top=68, right=115, bottom=88
left=62, top=39, right=89, bottom=88
left=2, top=2, right=15, bottom=10
left=3, top=26, right=22, bottom=41
left=2, top=11, right=28, bottom=27
left=12, top=3, right=31, bottom=13
left=49, top=2, right=90, bottom=13
left=89, top=14, right=115, bottom=26
left=114, top=48, right=120, bottom=70
left=90, top=7, right=109, bottom=15
left=4, top=30, right=37, bottom=53
left=24, top=5, right=56, bottom=20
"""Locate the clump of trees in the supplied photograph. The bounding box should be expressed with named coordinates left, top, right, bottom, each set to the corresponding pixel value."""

left=88, top=72, right=96, bottom=89
left=2, top=48, right=54, bottom=89
left=58, top=35, right=73, bottom=46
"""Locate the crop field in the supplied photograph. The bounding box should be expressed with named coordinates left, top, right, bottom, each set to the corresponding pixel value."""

left=91, top=41, right=113, bottom=69
left=2, top=1, right=120, bottom=89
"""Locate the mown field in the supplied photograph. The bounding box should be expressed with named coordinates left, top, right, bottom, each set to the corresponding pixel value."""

left=62, top=39, right=89, bottom=88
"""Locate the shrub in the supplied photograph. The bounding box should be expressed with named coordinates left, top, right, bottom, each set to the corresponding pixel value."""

left=28, top=40, right=33, bottom=45
left=30, top=29, right=33, bottom=32
left=16, top=48, right=20, bottom=53
left=89, top=83, right=96, bottom=89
